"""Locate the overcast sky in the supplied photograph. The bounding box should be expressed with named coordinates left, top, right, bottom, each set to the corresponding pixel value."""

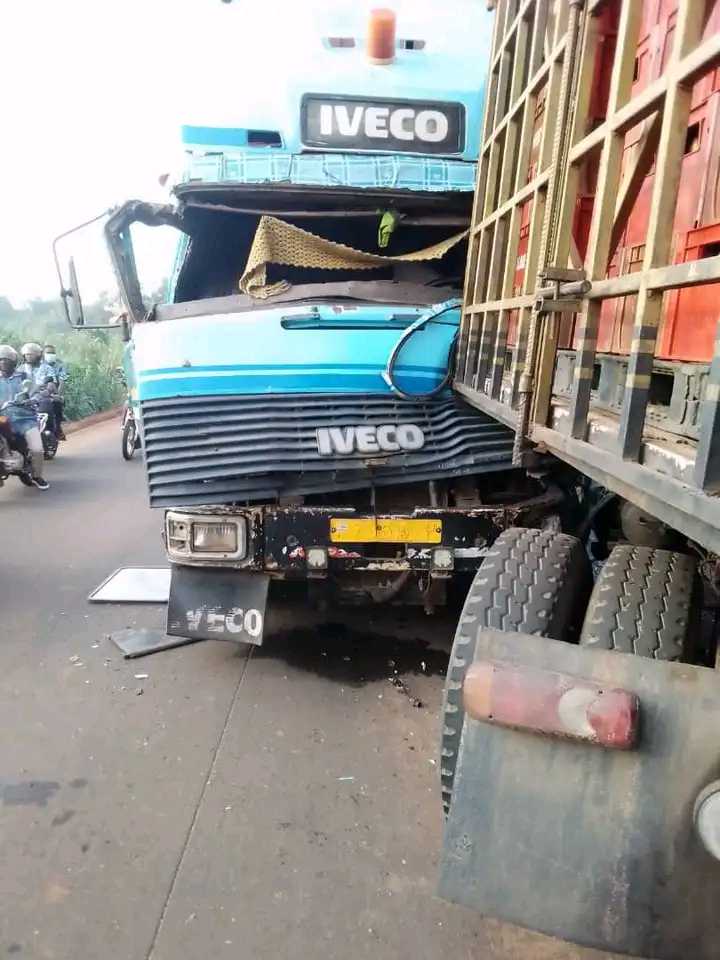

left=0, top=0, right=491, bottom=305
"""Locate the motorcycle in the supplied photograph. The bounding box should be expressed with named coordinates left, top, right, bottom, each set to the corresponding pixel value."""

left=33, top=382, right=60, bottom=460
left=0, top=386, right=39, bottom=488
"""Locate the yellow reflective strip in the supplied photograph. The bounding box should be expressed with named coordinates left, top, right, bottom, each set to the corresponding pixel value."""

left=630, top=339, right=657, bottom=354
left=627, top=373, right=651, bottom=389
left=330, top=518, right=442, bottom=544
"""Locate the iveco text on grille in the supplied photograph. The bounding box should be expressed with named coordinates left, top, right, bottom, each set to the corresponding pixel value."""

left=316, top=423, right=425, bottom=456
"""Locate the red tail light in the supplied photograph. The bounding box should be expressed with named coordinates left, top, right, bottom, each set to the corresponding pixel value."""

left=463, top=660, right=639, bottom=749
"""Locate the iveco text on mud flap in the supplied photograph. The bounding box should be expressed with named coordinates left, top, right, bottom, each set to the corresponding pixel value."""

left=167, top=566, right=269, bottom=645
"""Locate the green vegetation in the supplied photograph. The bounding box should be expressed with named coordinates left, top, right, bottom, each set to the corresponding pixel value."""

left=0, top=295, right=124, bottom=421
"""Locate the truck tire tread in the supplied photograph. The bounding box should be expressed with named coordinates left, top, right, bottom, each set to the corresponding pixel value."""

left=442, top=527, right=591, bottom=814
left=580, top=545, right=699, bottom=661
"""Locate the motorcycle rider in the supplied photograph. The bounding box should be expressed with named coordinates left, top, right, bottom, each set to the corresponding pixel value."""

left=20, top=342, right=55, bottom=388
left=43, top=345, right=67, bottom=384
left=43, top=344, right=67, bottom=440
left=19, top=342, right=59, bottom=439
left=0, top=345, right=49, bottom=490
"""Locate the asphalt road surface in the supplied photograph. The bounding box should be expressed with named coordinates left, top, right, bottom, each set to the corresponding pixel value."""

left=0, top=420, right=617, bottom=960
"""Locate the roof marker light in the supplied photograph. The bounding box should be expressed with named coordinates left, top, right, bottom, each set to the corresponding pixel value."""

left=368, top=8, right=396, bottom=65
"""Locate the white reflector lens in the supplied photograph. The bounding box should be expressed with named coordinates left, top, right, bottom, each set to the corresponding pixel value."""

left=191, top=522, right=238, bottom=553
left=432, top=548, right=454, bottom=570
left=307, top=547, right=328, bottom=569
left=695, top=781, right=720, bottom=861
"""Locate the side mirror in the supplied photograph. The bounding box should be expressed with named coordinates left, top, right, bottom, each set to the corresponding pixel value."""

left=65, top=257, right=85, bottom=327
left=52, top=208, right=121, bottom=331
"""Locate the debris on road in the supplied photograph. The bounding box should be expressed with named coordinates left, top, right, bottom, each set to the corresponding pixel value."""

left=88, top=566, right=171, bottom=604
left=134, top=673, right=149, bottom=680
left=135, top=688, right=144, bottom=696
left=110, top=627, right=200, bottom=659
left=388, top=674, right=424, bottom=709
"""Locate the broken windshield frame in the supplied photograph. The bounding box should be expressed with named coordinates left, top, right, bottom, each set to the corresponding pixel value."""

left=104, top=185, right=471, bottom=325
left=104, top=201, right=184, bottom=324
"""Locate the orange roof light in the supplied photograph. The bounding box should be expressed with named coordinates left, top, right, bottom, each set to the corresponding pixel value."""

left=367, top=8, right=396, bottom=65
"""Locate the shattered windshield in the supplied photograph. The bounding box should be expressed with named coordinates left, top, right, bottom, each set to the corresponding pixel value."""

left=169, top=188, right=471, bottom=306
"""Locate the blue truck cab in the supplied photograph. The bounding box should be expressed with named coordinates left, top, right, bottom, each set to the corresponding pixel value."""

left=58, top=7, right=554, bottom=644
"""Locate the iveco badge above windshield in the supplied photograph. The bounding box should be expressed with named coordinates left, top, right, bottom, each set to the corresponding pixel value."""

left=301, top=95, right=465, bottom=155
left=316, top=424, right=425, bottom=457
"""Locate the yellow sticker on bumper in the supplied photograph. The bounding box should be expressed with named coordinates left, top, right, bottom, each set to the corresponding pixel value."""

left=330, top=518, right=442, bottom=544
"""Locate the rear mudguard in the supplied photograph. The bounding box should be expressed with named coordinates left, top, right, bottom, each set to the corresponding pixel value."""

left=439, top=629, right=720, bottom=960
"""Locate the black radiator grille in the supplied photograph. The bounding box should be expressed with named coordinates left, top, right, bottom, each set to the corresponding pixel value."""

left=141, top=393, right=514, bottom=508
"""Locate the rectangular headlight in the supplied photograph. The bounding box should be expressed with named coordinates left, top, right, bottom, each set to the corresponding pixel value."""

left=191, top=522, right=238, bottom=554
left=165, top=511, right=248, bottom=563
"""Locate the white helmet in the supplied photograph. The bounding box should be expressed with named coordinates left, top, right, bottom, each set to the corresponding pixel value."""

left=0, top=345, right=18, bottom=362
left=21, top=342, right=43, bottom=360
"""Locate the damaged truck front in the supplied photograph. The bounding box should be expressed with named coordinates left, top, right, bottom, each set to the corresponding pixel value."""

left=55, top=7, right=559, bottom=644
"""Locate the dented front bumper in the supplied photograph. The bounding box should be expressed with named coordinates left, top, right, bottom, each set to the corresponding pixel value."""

left=164, top=489, right=560, bottom=578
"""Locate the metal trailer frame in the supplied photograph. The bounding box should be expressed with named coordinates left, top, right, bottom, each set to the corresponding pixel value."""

left=456, top=0, right=720, bottom=553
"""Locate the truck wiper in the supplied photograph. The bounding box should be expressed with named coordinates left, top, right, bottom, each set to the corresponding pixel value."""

left=281, top=312, right=421, bottom=330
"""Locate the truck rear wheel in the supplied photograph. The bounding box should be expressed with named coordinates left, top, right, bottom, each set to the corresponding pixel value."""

left=441, top=527, right=592, bottom=814
left=579, top=545, right=701, bottom=662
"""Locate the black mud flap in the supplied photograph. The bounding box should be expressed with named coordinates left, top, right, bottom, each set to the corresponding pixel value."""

left=166, top=566, right=269, bottom=645
left=439, top=629, right=720, bottom=960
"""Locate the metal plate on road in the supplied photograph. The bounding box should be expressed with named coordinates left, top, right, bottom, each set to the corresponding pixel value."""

left=330, top=517, right=442, bottom=543
left=110, top=628, right=201, bottom=659
left=439, top=629, right=720, bottom=960
left=166, top=566, right=269, bottom=645
left=89, top=567, right=171, bottom=603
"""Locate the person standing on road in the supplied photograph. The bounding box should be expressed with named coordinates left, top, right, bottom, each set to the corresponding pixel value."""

left=43, top=344, right=67, bottom=440
left=0, top=345, right=49, bottom=490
